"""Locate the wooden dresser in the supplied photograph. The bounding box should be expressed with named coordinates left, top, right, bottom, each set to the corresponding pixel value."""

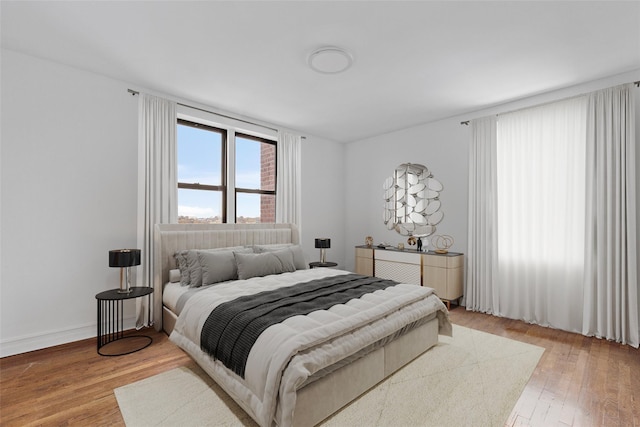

left=354, top=245, right=464, bottom=309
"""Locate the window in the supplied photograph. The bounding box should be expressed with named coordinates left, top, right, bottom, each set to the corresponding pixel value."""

left=176, top=119, right=276, bottom=224
left=235, top=134, right=276, bottom=224
left=177, top=120, right=226, bottom=223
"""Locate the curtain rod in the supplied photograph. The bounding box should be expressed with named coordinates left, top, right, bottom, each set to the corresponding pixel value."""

left=127, top=89, right=306, bottom=138
left=460, top=80, right=640, bottom=126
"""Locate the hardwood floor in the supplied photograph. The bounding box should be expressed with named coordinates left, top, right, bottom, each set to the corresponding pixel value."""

left=1, top=308, right=638, bottom=426
left=448, top=309, right=640, bottom=427
left=0, top=329, right=194, bottom=426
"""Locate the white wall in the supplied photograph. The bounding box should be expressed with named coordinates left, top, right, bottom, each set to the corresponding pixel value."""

left=300, top=135, right=346, bottom=268
left=0, top=49, right=346, bottom=356
left=1, top=49, right=139, bottom=356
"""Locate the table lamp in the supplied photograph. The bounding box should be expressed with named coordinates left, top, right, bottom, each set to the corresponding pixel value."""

left=315, top=238, right=331, bottom=263
left=109, top=249, right=141, bottom=294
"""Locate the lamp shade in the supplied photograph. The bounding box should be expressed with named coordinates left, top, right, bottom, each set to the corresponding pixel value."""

left=314, top=238, right=331, bottom=249
left=109, top=249, right=141, bottom=267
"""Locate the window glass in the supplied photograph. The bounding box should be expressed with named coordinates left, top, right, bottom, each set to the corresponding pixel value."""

left=236, top=135, right=276, bottom=191
left=177, top=188, right=223, bottom=224
left=177, top=123, right=223, bottom=186
left=236, top=193, right=276, bottom=224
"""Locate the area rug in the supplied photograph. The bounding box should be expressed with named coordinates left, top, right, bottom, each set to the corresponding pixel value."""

left=115, top=324, right=544, bottom=427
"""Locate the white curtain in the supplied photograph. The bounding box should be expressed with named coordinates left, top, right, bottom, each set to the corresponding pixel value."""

left=136, top=93, right=177, bottom=329
left=496, top=97, right=588, bottom=331
left=466, top=85, right=639, bottom=348
left=583, top=84, right=638, bottom=347
left=466, top=117, right=499, bottom=313
left=275, top=131, right=302, bottom=226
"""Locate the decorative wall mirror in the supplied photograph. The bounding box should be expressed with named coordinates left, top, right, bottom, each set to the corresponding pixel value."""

left=383, top=163, right=443, bottom=250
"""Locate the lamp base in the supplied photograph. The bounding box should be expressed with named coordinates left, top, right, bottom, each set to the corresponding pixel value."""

left=117, top=267, right=133, bottom=294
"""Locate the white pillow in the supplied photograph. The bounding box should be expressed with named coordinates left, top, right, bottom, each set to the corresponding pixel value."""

left=169, top=269, right=181, bottom=283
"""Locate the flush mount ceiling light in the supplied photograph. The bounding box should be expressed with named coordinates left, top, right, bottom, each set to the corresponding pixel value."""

left=308, top=46, right=353, bottom=74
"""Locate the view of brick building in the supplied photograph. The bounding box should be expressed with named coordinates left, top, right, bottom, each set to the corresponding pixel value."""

left=260, top=142, right=276, bottom=223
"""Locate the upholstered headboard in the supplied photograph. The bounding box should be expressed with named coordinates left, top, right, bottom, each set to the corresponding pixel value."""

left=152, top=223, right=300, bottom=331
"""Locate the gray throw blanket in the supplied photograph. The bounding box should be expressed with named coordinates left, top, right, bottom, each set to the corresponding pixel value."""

left=200, top=273, right=398, bottom=377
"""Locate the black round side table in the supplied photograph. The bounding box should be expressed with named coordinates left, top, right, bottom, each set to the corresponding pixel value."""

left=95, top=286, right=153, bottom=356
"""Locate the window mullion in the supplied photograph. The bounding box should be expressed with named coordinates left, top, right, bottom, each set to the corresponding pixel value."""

left=227, top=130, right=236, bottom=223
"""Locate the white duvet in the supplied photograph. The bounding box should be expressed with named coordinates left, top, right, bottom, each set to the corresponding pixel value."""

left=169, top=268, right=451, bottom=427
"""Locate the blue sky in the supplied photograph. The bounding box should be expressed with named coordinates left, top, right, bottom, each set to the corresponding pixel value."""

left=177, top=124, right=262, bottom=218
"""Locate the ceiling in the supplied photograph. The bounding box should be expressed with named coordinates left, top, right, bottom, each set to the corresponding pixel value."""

left=2, top=1, right=639, bottom=143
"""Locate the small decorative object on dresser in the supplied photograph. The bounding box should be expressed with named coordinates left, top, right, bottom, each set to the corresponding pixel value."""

left=433, top=235, right=454, bottom=254
left=365, top=236, right=373, bottom=247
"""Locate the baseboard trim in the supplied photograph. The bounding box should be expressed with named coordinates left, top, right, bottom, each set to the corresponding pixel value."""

left=0, top=316, right=137, bottom=358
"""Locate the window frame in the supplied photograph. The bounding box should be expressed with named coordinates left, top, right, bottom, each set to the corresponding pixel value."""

left=176, top=118, right=228, bottom=223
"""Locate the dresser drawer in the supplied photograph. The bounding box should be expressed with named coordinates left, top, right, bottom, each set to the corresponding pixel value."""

left=375, top=250, right=421, bottom=265
left=422, top=253, right=463, bottom=268
left=355, top=247, right=374, bottom=259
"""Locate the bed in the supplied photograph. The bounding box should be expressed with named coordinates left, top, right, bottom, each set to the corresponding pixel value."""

left=153, top=223, right=452, bottom=427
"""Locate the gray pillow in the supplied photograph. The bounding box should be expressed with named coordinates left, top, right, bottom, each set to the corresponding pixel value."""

left=185, top=250, right=205, bottom=287
left=253, top=244, right=308, bottom=270
left=197, top=251, right=238, bottom=286
left=174, top=250, right=190, bottom=286
left=234, top=249, right=296, bottom=280
left=185, top=246, right=250, bottom=287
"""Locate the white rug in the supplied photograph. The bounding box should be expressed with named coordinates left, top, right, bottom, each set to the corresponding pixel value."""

left=115, top=325, right=544, bottom=427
